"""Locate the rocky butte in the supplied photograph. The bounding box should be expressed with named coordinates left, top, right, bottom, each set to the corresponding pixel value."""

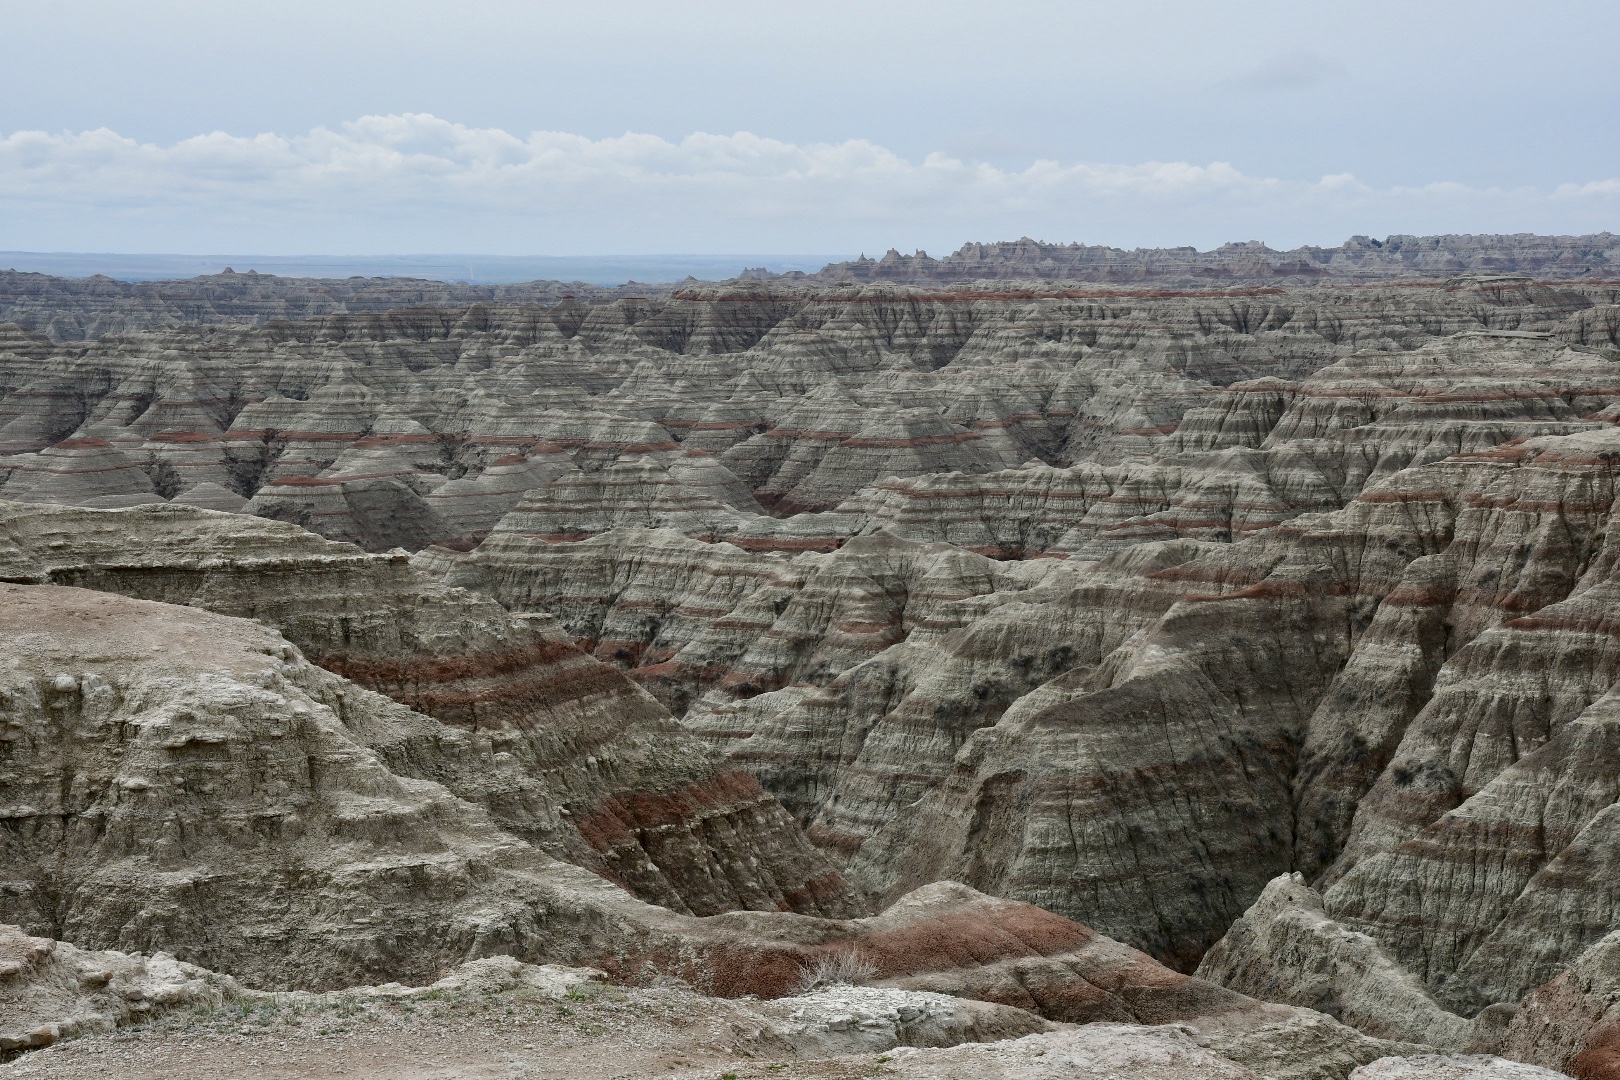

left=3, top=233, right=1620, bottom=1079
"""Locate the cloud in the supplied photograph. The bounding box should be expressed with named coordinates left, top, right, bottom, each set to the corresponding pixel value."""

left=1, top=115, right=1617, bottom=254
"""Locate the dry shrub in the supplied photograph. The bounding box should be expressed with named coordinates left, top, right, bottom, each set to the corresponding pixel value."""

left=795, top=948, right=878, bottom=993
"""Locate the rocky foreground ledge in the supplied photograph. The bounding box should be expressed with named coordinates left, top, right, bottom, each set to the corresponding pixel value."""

left=0, top=923, right=1562, bottom=1080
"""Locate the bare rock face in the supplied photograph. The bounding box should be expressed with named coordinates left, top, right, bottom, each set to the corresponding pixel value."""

left=456, top=525, right=1063, bottom=720
left=727, top=402, right=1007, bottom=513
left=2, top=918, right=1415, bottom=1080
left=460, top=373, right=1620, bottom=1002
left=1, top=926, right=1045, bottom=1065
left=0, top=438, right=160, bottom=507
left=799, top=233, right=1620, bottom=287
left=879, top=1014, right=1421, bottom=1080
left=168, top=481, right=247, bottom=513
left=309, top=324, right=1620, bottom=1077
left=489, top=453, right=764, bottom=543
left=0, top=269, right=639, bottom=343
left=5, top=235, right=1614, bottom=345
left=0, top=923, right=240, bottom=1056
left=0, top=580, right=888, bottom=990
left=0, top=935, right=1054, bottom=1065
left=950, top=414, right=1620, bottom=1067
left=1496, top=931, right=1620, bottom=1078
left=245, top=438, right=452, bottom=551
left=0, top=502, right=857, bottom=921
left=0, top=582, right=597, bottom=988
left=0, top=587, right=1409, bottom=1080
left=423, top=451, right=568, bottom=547
left=1347, top=1057, right=1566, bottom=1079
left=1196, top=875, right=1471, bottom=1049
left=9, top=250, right=1620, bottom=1076
left=772, top=332, right=1620, bottom=560
left=1298, top=426, right=1620, bottom=1011
left=444, top=330, right=1608, bottom=953
left=2, top=272, right=1611, bottom=551
left=878, top=1025, right=1268, bottom=1079
left=749, top=984, right=1048, bottom=1056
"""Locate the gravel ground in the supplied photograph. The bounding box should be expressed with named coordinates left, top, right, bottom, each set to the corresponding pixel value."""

left=0, top=982, right=890, bottom=1080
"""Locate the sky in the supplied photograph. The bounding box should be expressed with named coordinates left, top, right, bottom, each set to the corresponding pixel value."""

left=1, top=0, right=1617, bottom=263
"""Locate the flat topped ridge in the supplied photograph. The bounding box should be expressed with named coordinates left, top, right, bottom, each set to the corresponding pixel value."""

left=0, top=581, right=292, bottom=677
left=784, top=232, right=1620, bottom=288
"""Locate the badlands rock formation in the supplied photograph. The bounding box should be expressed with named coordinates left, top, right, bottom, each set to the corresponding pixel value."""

left=1, top=922, right=240, bottom=1056
left=6, top=232, right=1612, bottom=344
left=0, top=502, right=854, bottom=921
left=431, top=335, right=1620, bottom=983
left=0, top=269, right=644, bottom=343
left=7, top=238, right=1620, bottom=1076
left=1, top=272, right=1615, bottom=556
left=3, top=927, right=1042, bottom=1065
left=0, top=577, right=1433, bottom=1078
left=0, top=927, right=1424, bottom=1080
left=794, top=233, right=1620, bottom=287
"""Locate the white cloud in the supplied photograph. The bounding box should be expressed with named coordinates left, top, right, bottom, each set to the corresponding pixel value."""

left=1558, top=179, right=1620, bottom=199
left=1, top=115, right=1617, bottom=254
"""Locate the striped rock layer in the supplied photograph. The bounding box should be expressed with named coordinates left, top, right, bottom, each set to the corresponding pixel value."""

left=1, top=276, right=1615, bottom=550
left=445, top=394, right=1620, bottom=1032
left=0, top=578, right=1438, bottom=1080
left=8, top=267, right=1620, bottom=1075
left=0, top=501, right=856, bottom=921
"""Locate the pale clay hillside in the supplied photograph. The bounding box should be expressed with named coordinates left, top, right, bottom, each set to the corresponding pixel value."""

left=4, top=238, right=1620, bottom=1079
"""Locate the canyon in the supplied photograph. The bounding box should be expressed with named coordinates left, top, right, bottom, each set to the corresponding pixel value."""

left=4, top=236, right=1620, bottom=1078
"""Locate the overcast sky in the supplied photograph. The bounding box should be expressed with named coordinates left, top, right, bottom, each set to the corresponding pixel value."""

left=2, top=0, right=1617, bottom=257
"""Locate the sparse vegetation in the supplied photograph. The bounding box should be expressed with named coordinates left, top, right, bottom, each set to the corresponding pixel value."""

left=794, top=948, right=878, bottom=993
